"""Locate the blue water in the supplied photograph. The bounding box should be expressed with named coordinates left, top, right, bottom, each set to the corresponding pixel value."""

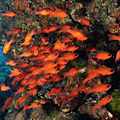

left=0, top=47, right=3, bottom=55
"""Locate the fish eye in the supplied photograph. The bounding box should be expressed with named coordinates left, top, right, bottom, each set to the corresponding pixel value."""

left=107, top=85, right=111, bottom=88
left=109, top=95, right=112, bottom=99
left=111, top=69, right=114, bottom=72
left=109, top=53, right=112, bottom=56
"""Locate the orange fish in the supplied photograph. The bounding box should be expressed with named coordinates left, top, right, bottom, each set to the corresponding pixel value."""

left=20, top=105, right=28, bottom=113
left=34, top=9, right=52, bottom=16
left=108, top=34, right=120, bottom=41
left=18, top=51, right=33, bottom=58
left=21, top=29, right=36, bottom=46
left=67, top=28, right=88, bottom=41
left=63, top=68, right=78, bottom=78
left=41, top=36, right=49, bottom=45
left=9, top=68, right=23, bottom=78
left=44, top=52, right=59, bottom=61
left=42, top=61, right=57, bottom=71
left=115, top=50, right=120, bottom=63
left=3, top=36, right=14, bottom=54
left=44, top=67, right=60, bottom=74
left=87, top=50, right=112, bottom=61
left=59, top=52, right=79, bottom=61
left=81, top=73, right=98, bottom=86
left=54, top=39, right=68, bottom=51
left=84, top=84, right=111, bottom=96
left=29, top=54, right=47, bottom=61
left=76, top=16, right=91, bottom=26
left=0, top=83, right=10, bottom=91
left=27, top=88, right=38, bottom=95
left=48, top=74, right=62, bottom=83
left=0, top=11, right=17, bottom=17
left=30, top=68, right=42, bottom=76
left=65, top=45, right=79, bottom=52
left=2, top=96, right=13, bottom=112
left=6, top=60, right=17, bottom=66
left=47, top=88, right=58, bottom=98
left=91, top=95, right=112, bottom=111
left=6, top=28, right=22, bottom=36
left=87, top=65, right=114, bottom=76
left=16, top=94, right=30, bottom=105
left=14, top=86, right=26, bottom=96
left=50, top=7, right=68, bottom=18
left=61, top=38, right=73, bottom=43
left=16, top=62, right=29, bottom=68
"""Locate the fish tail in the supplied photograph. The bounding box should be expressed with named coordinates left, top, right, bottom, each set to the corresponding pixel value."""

left=5, top=31, right=11, bottom=36
left=2, top=106, right=5, bottom=112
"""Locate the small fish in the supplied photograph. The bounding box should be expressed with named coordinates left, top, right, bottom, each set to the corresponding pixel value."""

left=0, top=83, right=10, bottom=91
left=84, top=84, right=111, bottom=96
left=16, top=62, right=29, bottom=68
left=81, top=73, right=98, bottom=86
left=2, top=96, right=13, bottom=112
left=115, top=50, right=120, bottom=63
left=34, top=9, right=52, bottom=16
left=87, top=65, right=114, bottom=76
left=87, top=50, right=112, bottom=61
left=58, top=52, right=79, bottom=61
left=76, top=16, right=91, bottom=26
left=47, top=88, right=58, bottom=98
left=44, top=52, right=59, bottom=61
left=108, top=34, right=120, bottom=41
left=3, top=36, right=14, bottom=54
left=0, top=11, right=17, bottom=17
left=91, top=95, right=112, bottom=111
left=65, top=28, right=88, bottom=41
left=21, top=29, right=36, bottom=46
left=6, top=28, right=22, bottom=36
left=50, top=7, right=68, bottom=18
left=54, top=39, right=68, bottom=51
left=14, top=86, right=26, bottom=96
left=63, top=68, right=78, bottom=78
left=65, top=45, right=79, bottom=52
left=18, top=51, right=33, bottom=58
left=16, top=94, right=30, bottom=105
left=6, top=60, right=17, bottom=66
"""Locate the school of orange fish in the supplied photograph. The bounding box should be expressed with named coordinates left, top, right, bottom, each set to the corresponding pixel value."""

left=0, top=4, right=120, bottom=113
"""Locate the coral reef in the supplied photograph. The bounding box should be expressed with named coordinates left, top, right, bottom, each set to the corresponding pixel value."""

left=0, top=0, right=120, bottom=120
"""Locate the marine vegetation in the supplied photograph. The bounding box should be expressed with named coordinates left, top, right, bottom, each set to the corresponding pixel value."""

left=0, top=0, right=120, bottom=119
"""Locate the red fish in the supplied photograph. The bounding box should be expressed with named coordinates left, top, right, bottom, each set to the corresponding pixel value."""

left=2, top=97, right=13, bottom=112
left=63, top=68, right=78, bottom=78
left=14, top=86, right=26, bottom=96
left=47, top=88, right=58, bottom=98
left=115, top=50, right=120, bottom=63
left=87, top=50, right=112, bottom=61
left=58, top=52, right=79, bottom=61
left=21, top=29, right=36, bottom=46
left=3, top=36, right=14, bottom=54
left=0, top=11, right=17, bottom=17
left=50, top=7, right=68, bottom=18
left=84, top=84, right=111, bottom=96
left=34, top=9, right=52, bottom=16
left=0, top=83, right=10, bottom=91
left=54, top=39, right=68, bottom=51
left=81, top=73, right=98, bottom=86
left=6, top=28, right=22, bottom=36
left=91, top=95, right=112, bottom=111
left=16, top=62, right=29, bottom=68
left=6, top=60, right=17, bottom=66
left=108, top=34, right=120, bottom=41
left=65, top=45, right=79, bottom=52
left=76, top=16, right=91, bottom=26
left=87, top=65, right=114, bottom=76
